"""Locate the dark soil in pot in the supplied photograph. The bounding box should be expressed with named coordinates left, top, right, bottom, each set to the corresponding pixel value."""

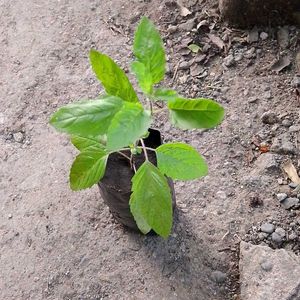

left=98, top=128, right=176, bottom=232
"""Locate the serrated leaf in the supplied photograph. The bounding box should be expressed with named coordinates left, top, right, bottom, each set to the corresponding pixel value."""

left=132, top=17, right=166, bottom=93
left=106, top=102, right=152, bottom=151
left=188, top=43, right=201, bottom=53
left=156, top=143, right=208, bottom=180
left=89, top=50, right=139, bottom=103
left=71, top=135, right=106, bottom=151
left=152, top=88, right=178, bottom=101
left=131, top=61, right=153, bottom=94
left=70, top=148, right=108, bottom=190
left=49, top=96, right=123, bottom=136
left=168, top=98, right=224, bottom=129
left=130, top=161, right=172, bottom=238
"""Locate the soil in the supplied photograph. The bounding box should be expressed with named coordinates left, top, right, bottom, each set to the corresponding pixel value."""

left=1, top=0, right=299, bottom=299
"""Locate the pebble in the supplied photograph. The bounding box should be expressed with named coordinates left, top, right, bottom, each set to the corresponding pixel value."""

left=216, top=191, right=227, bottom=200
left=291, top=76, right=300, bottom=88
left=178, top=18, right=195, bottom=32
left=223, top=54, right=235, bottom=67
left=263, top=91, right=272, bottom=99
left=8, top=214, right=12, bottom=219
left=260, top=223, right=275, bottom=234
left=276, top=193, right=288, bottom=202
left=260, top=32, right=269, bottom=40
left=260, top=260, right=273, bottom=271
left=281, top=197, right=299, bottom=209
left=244, top=47, right=256, bottom=59
left=261, top=111, right=278, bottom=124
left=288, top=232, right=298, bottom=241
left=13, top=132, right=24, bottom=143
left=211, top=271, right=227, bottom=284
left=275, top=227, right=286, bottom=238
left=289, top=182, right=298, bottom=188
left=279, top=141, right=296, bottom=155
left=167, top=25, right=178, bottom=34
left=282, top=119, right=293, bottom=127
left=271, top=232, right=283, bottom=244
left=234, top=53, right=243, bottom=62
left=258, top=232, right=269, bottom=240
left=289, top=125, right=300, bottom=133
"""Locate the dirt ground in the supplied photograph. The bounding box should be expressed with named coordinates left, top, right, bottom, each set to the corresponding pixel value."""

left=1, top=0, right=299, bottom=299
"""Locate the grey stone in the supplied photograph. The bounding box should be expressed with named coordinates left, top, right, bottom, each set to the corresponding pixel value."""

left=248, top=28, right=259, bottom=43
left=281, top=197, right=299, bottom=209
left=263, top=90, right=272, bottom=99
left=258, top=232, right=269, bottom=240
left=261, top=111, right=278, bottom=124
left=291, top=76, right=300, bottom=88
left=244, top=47, right=256, bottom=59
left=277, top=27, right=289, bottom=49
left=240, top=242, right=300, bottom=300
left=13, top=132, right=24, bottom=143
left=178, top=18, right=195, bottom=32
left=254, top=153, right=278, bottom=174
left=272, top=232, right=283, bottom=244
left=260, top=32, right=268, bottom=40
left=223, top=54, right=235, bottom=67
left=260, top=223, right=275, bottom=234
left=282, top=119, right=293, bottom=127
left=289, top=182, right=298, bottom=188
left=275, top=227, right=286, bottom=238
left=211, top=270, right=227, bottom=284
left=289, top=124, right=300, bottom=132
left=260, top=260, right=273, bottom=271
left=234, top=53, right=243, bottom=62
left=288, top=232, right=298, bottom=241
left=276, top=193, right=288, bottom=202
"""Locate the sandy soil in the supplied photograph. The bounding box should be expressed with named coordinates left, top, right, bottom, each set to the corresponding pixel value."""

left=1, top=0, right=299, bottom=299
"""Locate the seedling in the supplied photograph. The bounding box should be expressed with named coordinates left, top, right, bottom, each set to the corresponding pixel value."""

left=50, top=17, right=224, bottom=238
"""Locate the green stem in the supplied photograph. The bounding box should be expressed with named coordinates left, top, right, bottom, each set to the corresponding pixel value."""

left=140, top=139, right=149, bottom=161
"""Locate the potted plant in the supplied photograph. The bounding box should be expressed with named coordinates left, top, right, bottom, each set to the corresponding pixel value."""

left=49, top=17, right=224, bottom=238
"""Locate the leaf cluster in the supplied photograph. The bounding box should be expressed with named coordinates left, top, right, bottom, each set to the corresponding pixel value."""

left=50, top=17, right=224, bottom=237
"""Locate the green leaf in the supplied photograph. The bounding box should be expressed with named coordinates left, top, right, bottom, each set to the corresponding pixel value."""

left=131, top=61, right=153, bottom=94
left=70, top=148, right=108, bottom=190
left=71, top=135, right=106, bottom=151
left=49, top=96, right=123, bottom=136
left=188, top=43, right=201, bottom=53
left=132, top=17, right=166, bottom=93
left=89, top=50, right=139, bottom=103
left=152, top=88, right=178, bottom=101
left=168, top=98, right=224, bottom=129
left=130, top=161, right=172, bottom=238
left=106, top=102, right=152, bottom=151
left=156, top=143, right=208, bottom=180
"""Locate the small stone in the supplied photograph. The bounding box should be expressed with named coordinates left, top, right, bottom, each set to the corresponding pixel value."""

left=282, top=119, right=293, bottom=127
left=179, top=60, right=192, bottom=70
left=279, top=141, right=296, bottom=155
left=260, top=32, right=268, bottom=40
left=258, top=232, right=269, bottom=240
left=234, top=53, right=243, bottom=62
left=260, top=223, right=275, bottom=234
left=271, top=232, right=283, bottom=244
left=277, top=27, right=289, bottom=49
left=247, top=28, right=259, bottom=43
left=275, top=227, right=286, bottom=238
left=244, top=47, right=256, bottom=59
left=291, top=76, right=300, bottom=88
left=289, top=182, right=298, bottom=188
left=216, top=191, right=227, bottom=200
left=190, top=64, right=204, bottom=77
left=260, top=260, right=273, bottom=271
left=288, top=232, right=297, bottom=241
left=261, top=111, right=278, bottom=124
left=263, top=91, right=272, bottom=99
left=13, top=132, right=24, bottom=143
left=223, top=54, right=235, bottom=67
left=211, top=270, right=227, bottom=284
left=167, top=25, right=178, bottom=34
left=276, top=193, right=288, bottom=202
left=8, top=214, right=12, bottom=219
left=281, top=197, right=299, bottom=209
left=289, top=124, right=300, bottom=132
left=178, top=18, right=195, bottom=32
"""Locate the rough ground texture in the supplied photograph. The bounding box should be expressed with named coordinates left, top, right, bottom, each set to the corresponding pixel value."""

left=240, top=242, right=300, bottom=300
left=1, top=0, right=300, bottom=299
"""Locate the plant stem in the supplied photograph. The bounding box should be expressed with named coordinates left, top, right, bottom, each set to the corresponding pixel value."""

left=140, top=139, right=149, bottom=161
left=117, top=151, right=131, bottom=161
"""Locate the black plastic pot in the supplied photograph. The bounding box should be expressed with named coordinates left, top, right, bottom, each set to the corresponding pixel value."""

left=98, top=129, right=176, bottom=232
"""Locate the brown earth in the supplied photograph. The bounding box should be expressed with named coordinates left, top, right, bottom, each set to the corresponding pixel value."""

left=1, top=0, right=299, bottom=299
